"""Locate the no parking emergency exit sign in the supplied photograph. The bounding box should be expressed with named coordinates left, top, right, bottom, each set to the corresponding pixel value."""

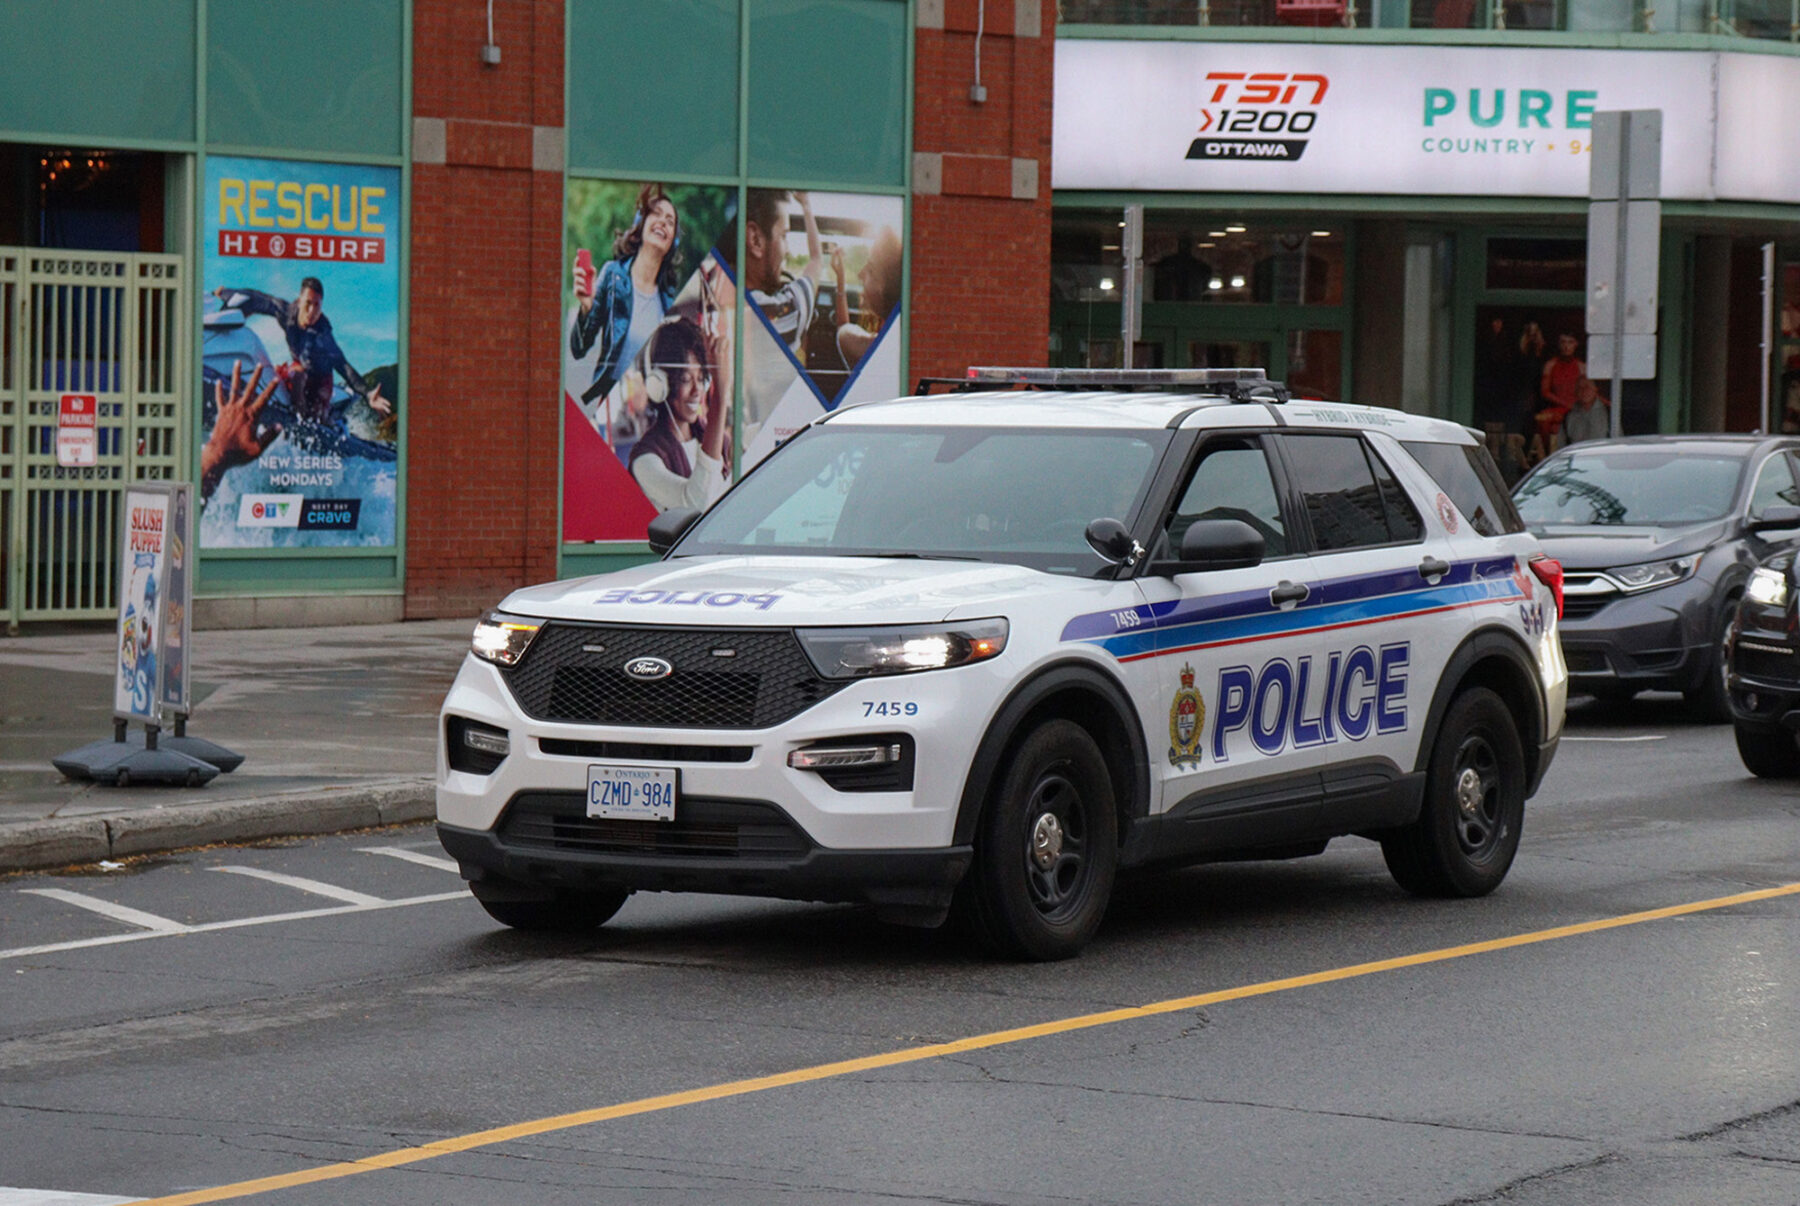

left=57, top=393, right=97, bottom=468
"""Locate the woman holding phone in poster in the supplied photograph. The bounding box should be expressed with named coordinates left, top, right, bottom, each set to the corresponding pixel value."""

left=628, top=304, right=733, bottom=512
left=569, top=183, right=682, bottom=430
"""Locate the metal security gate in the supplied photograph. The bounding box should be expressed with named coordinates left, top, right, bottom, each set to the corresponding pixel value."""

left=1, top=249, right=186, bottom=627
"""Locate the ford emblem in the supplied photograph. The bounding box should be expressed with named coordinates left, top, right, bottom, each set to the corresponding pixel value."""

left=624, top=656, right=674, bottom=681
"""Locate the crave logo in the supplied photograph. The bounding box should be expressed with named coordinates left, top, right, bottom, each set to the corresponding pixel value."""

left=1187, top=71, right=1329, bottom=163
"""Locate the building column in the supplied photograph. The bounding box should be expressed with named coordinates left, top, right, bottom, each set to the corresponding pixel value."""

left=909, top=0, right=1056, bottom=382
left=407, top=0, right=565, bottom=618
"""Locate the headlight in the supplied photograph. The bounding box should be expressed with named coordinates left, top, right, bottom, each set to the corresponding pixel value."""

left=1747, top=566, right=1790, bottom=608
left=797, top=619, right=1009, bottom=679
left=471, top=611, right=542, bottom=666
left=1606, top=553, right=1702, bottom=594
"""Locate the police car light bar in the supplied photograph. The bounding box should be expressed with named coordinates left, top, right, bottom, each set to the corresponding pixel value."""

left=964, top=366, right=1268, bottom=387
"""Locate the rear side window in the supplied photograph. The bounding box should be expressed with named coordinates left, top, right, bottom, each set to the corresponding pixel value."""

left=1402, top=440, right=1527, bottom=537
left=1281, top=433, right=1422, bottom=551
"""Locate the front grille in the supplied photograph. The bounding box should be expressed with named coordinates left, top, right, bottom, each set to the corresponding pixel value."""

left=538, top=738, right=753, bottom=762
left=1562, top=593, right=1614, bottom=621
left=497, top=791, right=811, bottom=859
left=501, top=622, right=846, bottom=729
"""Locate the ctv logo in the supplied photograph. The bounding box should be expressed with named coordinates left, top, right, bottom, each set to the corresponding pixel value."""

left=1188, top=71, right=1330, bottom=163
left=237, top=493, right=304, bottom=528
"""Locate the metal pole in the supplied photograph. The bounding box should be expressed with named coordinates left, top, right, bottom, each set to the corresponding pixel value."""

left=1121, top=205, right=1143, bottom=370
left=1610, top=115, right=1629, bottom=441
left=1763, top=241, right=1777, bottom=432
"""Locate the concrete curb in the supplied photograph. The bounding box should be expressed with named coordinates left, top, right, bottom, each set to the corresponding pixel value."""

left=0, top=781, right=436, bottom=873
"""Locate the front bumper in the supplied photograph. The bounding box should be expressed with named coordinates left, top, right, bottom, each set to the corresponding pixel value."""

left=439, top=806, right=971, bottom=917
left=1727, top=618, right=1800, bottom=729
left=1557, top=576, right=1720, bottom=694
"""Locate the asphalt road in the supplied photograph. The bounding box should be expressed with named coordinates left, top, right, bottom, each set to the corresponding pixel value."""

left=2, top=693, right=1798, bottom=1206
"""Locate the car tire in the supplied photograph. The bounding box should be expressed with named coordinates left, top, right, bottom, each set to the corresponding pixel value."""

left=474, top=888, right=630, bottom=932
left=1734, top=723, right=1800, bottom=778
left=1382, top=687, right=1525, bottom=898
left=964, top=719, right=1118, bottom=961
left=1683, top=603, right=1738, bottom=724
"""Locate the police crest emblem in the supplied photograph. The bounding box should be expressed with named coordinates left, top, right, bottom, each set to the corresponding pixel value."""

left=1168, top=663, right=1204, bottom=768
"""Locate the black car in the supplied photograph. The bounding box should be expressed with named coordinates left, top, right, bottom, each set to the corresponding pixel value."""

left=1513, top=435, right=1800, bottom=719
left=1726, top=550, right=1800, bottom=776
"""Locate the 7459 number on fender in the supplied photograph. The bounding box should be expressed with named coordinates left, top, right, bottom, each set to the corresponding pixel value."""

left=586, top=764, right=678, bottom=822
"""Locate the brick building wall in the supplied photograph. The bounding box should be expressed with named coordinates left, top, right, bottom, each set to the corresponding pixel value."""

left=909, top=0, right=1056, bottom=383
left=407, top=0, right=565, bottom=618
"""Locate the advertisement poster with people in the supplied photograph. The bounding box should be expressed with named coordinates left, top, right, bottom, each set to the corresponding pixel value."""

left=199, top=155, right=400, bottom=549
left=115, top=487, right=173, bottom=720
left=562, top=180, right=736, bottom=542
left=732, top=189, right=904, bottom=469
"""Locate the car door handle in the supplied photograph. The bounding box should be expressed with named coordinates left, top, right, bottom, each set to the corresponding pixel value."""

left=1418, top=556, right=1450, bottom=581
left=1270, top=580, right=1309, bottom=608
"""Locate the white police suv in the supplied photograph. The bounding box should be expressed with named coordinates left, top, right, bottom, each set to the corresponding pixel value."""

left=437, top=369, right=1567, bottom=959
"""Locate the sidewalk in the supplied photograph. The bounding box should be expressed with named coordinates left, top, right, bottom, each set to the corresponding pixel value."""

left=0, top=617, right=474, bottom=872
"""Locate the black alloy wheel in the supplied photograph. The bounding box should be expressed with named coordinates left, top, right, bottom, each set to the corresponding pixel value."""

left=1382, top=687, right=1525, bottom=898
left=474, top=887, right=631, bottom=932
left=965, top=719, right=1118, bottom=961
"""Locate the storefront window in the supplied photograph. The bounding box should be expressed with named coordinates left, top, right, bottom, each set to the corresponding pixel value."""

left=1779, top=261, right=1800, bottom=434
left=1485, top=237, right=1586, bottom=291
left=1145, top=220, right=1344, bottom=305
left=1060, top=0, right=1372, bottom=24
left=1286, top=330, right=1343, bottom=399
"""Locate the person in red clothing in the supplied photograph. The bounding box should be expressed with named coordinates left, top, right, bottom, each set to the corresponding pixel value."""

left=1536, top=331, right=1585, bottom=438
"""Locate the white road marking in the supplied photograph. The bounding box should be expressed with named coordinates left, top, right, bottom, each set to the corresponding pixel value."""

left=0, top=1189, right=138, bottom=1206
left=357, top=846, right=460, bottom=873
left=0, top=891, right=470, bottom=963
left=209, top=866, right=386, bottom=906
left=18, top=889, right=190, bottom=934
left=1563, top=735, right=1667, bottom=743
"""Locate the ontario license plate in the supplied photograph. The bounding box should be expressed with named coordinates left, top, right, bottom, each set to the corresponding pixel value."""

left=585, top=764, right=678, bottom=822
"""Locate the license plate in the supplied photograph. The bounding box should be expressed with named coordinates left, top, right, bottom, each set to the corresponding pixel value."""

left=586, top=764, right=678, bottom=822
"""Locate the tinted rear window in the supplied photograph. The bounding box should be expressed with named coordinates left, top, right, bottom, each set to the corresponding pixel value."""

left=1402, top=441, right=1526, bottom=537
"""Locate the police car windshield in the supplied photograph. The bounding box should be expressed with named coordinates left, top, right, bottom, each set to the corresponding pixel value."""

left=679, top=423, right=1167, bottom=574
left=1513, top=450, right=1746, bottom=527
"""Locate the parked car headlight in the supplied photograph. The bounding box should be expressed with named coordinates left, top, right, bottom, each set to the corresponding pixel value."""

left=471, top=611, right=542, bottom=666
left=1607, top=553, right=1702, bottom=594
left=798, top=619, right=1008, bottom=679
left=1747, top=565, right=1790, bottom=608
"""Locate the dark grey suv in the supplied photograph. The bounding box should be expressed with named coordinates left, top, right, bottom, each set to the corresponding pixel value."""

left=1513, top=435, right=1800, bottom=719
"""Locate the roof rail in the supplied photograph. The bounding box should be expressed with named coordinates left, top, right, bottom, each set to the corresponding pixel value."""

left=915, top=366, right=1290, bottom=403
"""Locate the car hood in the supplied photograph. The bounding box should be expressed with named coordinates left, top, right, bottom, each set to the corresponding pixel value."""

left=497, top=555, right=1107, bottom=626
left=1526, top=520, right=1729, bottom=571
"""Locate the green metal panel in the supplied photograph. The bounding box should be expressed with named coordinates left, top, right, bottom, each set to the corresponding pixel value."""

left=0, top=0, right=197, bottom=144
left=200, top=554, right=400, bottom=588
left=748, top=0, right=907, bottom=187
left=561, top=545, right=655, bottom=580
left=206, top=0, right=405, bottom=157
left=568, top=0, right=741, bottom=177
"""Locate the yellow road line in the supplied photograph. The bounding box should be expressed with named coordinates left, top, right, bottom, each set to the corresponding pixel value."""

left=129, top=879, right=1800, bottom=1206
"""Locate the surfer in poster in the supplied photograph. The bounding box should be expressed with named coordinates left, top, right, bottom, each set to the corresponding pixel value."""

left=211, top=277, right=391, bottom=424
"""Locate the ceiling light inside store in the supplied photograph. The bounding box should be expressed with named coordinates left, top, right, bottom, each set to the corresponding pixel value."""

left=1208, top=277, right=1224, bottom=290
left=1101, top=244, right=1120, bottom=251
left=1226, top=225, right=1246, bottom=233
left=1312, top=231, right=1332, bottom=237
left=1209, top=230, right=1228, bottom=238
left=1099, top=277, right=1116, bottom=291
left=1230, top=275, right=1246, bottom=288
left=1198, top=242, right=1215, bottom=248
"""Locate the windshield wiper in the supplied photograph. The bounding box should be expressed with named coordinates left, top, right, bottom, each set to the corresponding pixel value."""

left=863, top=551, right=982, bottom=561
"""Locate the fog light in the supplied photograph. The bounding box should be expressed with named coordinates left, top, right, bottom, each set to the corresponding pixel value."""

left=463, top=727, right=510, bottom=757
left=788, top=743, right=902, bottom=770
left=1747, top=692, right=1760, bottom=711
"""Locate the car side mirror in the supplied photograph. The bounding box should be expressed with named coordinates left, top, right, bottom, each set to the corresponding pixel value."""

left=647, top=507, right=702, bottom=555
left=1159, top=519, right=1266, bottom=574
left=1746, top=504, right=1800, bottom=534
left=1084, top=517, right=1143, bottom=566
